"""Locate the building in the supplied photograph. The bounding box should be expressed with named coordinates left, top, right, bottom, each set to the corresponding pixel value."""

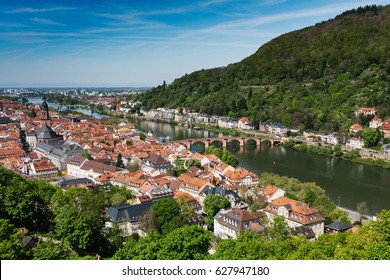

left=355, top=107, right=376, bottom=117
left=199, top=185, right=246, bottom=208
left=264, top=196, right=324, bottom=239
left=369, top=115, right=383, bottom=129
left=349, top=123, right=363, bottom=134
left=325, top=220, right=353, bottom=234
left=214, top=208, right=266, bottom=239
left=223, top=168, right=259, bottom=187
left=238, top=117, right=255, bottom=130
left=346, top=138, right=364, bottom=150
left=35, top=139, right=85, bottom=170
left=143, top=154, right=172, bottom=172
left=265, top=122, right=287, bottom=136
left=29, top=158, right=58, bottom=178
left=261, top=185, right=285, bottom=203
left=67, top=157, right=127, bottom=179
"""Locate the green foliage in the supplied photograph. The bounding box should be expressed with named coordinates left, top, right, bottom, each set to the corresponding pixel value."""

left=81, top=152, right=92, bottom=160
left=157, top=225, right=211, bottom=260
left=204, top=146, right=239, bottom=167
left=51, top=187, right=106, bottom=252
left=342, top=149, right=361, bottom=160
left=33, top=240, right=72, bottom=260
left=150, top=198, right=186, bottom=234
left=203, top=195, right=231, bottom=229
left=0, top=219, right=28, bottom=259
left=260, top=172, right=336, bottom=218
left=139, top=6, right=390, bottom=130
left=362, top=128, right=381, bottom=147
left=0, top=167, right=57, bottom=232
left=139, top=132, right=146, bottom=141
left=112, top=231, right=161, bottom=260
left=334, top=210, right=390, bottom=259
left=116, top=153, right=125, bottom=168
left=107, top=185, right=133, bottom=206
left=329, top=208, right=351, bottom=224
left=268, top=216, right=290, bottom=240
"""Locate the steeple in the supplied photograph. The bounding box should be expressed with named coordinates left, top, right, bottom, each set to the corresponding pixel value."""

left=41, top=96, right=50, bottom=120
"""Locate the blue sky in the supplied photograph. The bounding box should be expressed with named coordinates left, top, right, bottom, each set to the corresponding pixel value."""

left=0, top=0, right=388, bottom=87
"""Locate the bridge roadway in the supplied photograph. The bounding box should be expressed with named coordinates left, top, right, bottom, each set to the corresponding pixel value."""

left=171, top=136, right=284, bottom=149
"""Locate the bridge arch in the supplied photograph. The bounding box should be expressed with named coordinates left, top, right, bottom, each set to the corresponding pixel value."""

left=209, top=139, right=223, bottom=148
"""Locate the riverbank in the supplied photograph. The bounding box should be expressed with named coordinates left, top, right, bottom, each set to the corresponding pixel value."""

left=284, top=140, right=390, bottom=169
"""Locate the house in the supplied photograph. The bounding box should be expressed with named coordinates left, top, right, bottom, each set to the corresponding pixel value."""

left=383, top=144, right=390, bottom=155
left=261, top=185, right=285, bottom=203
left=199, top=185, right=246, bottom=209
left=380, top=122, right=390, bottom=138
left=265, top=122, right=287, bottom=136
left=67, top=157, right=126, bottom=179
left=214, top=208, right=266, bottom=239
left=105, top=199, right=162, bottom=237
left=217, top=118, right=238, bottom=129
left=349, top=123, right=363, bottom=134
left=325, top=220, right=353, bottom=234
left=223, top=168, right=259, bottom=187
left=238, top=117, right=255, bottom=130
left=29, top=158, right=58, bottom=178
left=355, top=107, right=376, bottom=117
left=346, top=138, right=364, bottom=150
left=264, top=196, right=324, bottom=239
left=369, top=115, right=383, bottom=129
left=143, top=154, right=172, bottom=172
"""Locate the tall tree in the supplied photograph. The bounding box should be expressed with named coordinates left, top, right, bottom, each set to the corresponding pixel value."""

left=157, top=225, right=211, bottom=260
left=116, top=153, right=125, bottom=168
left=150, top=198, right=186, bottom=234
left=203, top=195, right=231, bottom=229
left=51, top=187, right=106, bottom=252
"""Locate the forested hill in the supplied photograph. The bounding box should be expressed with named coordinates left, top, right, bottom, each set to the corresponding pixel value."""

left=140, top=5, right=390, bottom=131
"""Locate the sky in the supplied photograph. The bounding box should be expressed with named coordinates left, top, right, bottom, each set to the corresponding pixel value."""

left=0, top=0, right=389, bottom=87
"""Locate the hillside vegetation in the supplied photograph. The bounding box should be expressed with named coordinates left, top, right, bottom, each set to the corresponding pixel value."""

left=140, top=5, right=390, bottom=131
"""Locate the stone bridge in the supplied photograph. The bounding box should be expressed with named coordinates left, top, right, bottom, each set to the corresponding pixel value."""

left=171, top=137, right=285, bottom=149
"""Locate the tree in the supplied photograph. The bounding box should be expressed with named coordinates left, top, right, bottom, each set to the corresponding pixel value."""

left=107, top=185, right=133, bottom=206
left=0, top=167, right=57, bottom=233
left=175, top=194, right=195, bottom=222
left=116, top=153, right=125, bottom=168
left=213, top=231, right=271, bottom=260
left=139, top=132, right=146, bottom=141
left=33, top=240, right=72, bottom=260
left=268, top=216, right=290, bottom=239
left=81, top=152, right=92, bottom=160
left=362, top=128, right=381, bottom=147
left=157, top=225, right=211, bottom=260
left=150, top=198, right=186, bottom=234
left=112, top=231, right=161, bottom=260
left=334, top=210, right=390, bottom=260
left=0, top=219, right=27, bottom=259
left=203, top=195, right=231, bottom=229
left=51, top=187, right=106, bottom=252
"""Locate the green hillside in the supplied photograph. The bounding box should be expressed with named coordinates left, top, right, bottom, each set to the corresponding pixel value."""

left=140, top=5, right=390, bottom=131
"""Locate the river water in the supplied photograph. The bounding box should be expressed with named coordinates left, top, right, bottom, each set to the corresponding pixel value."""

left=25, top=98, right=105, bottom=119
left=132, top=118, right=390, bottom=215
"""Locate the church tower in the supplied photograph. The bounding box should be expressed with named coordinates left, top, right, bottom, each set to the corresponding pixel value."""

left=41, top=97, right=50, bottom=120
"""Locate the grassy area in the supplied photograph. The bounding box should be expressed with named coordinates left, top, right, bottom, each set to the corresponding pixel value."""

left=351, top=158, right=390, bottom=169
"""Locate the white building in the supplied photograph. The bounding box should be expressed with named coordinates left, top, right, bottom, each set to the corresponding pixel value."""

left=214, top=208, right=266, bottom=239
left=346, top=138, right=364, bottom=150
left=264, top=196, right=324, bottom=239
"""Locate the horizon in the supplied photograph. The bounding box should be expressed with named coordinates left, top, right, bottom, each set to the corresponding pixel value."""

left=0, top=0, right=389, bottom=88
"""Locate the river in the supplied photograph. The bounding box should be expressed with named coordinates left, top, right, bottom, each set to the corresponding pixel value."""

left=24, top=97, right=105, bottom=119
left=132, top=118, right=390, bottom=216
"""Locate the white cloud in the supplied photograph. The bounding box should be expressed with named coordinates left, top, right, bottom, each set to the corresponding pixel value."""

left=31, top=17, right=66, bottom=26
left=6, top=7, right=77, bottom=14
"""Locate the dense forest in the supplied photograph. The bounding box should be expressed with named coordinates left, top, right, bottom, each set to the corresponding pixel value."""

left=1, top=166, right=389, bottom=260
left=140, top=5, right=390, bottom=131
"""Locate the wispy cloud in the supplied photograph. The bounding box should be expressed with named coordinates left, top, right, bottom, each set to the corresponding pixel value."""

left=176, top=1, right=383, bottom=39
left=31, top=17, right=66, bottom=26
left=6, top=7, right=77, bottom=14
